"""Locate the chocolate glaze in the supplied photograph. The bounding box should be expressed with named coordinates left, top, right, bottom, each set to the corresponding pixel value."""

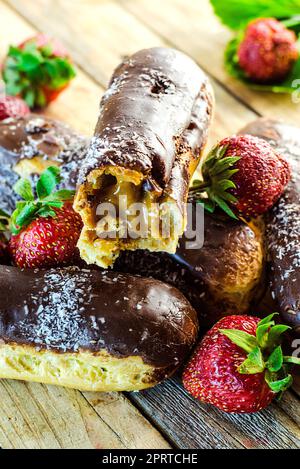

left=0, top=266, right=198, bottom=370
left=0, top=115, right=88, bottom=213
left=240, top=119, right=300, bottom=332
left=116, top=207, right=263, bottom=329
left=77, top=47, right=213, bottom=209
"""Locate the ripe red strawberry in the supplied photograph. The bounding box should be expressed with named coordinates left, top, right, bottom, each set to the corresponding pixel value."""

left=2, top=33, right=76, bottom=108
left=0, top=94, right=30, bottom=121
left=6, top=165, right=82, bottom=269
left=183, top=314, right=299, bottom=413
left=238, top=18, right=298, bottom=83
left=9, top=202, right=82, bottom=268
left=191, top=134, right=291, bottom=219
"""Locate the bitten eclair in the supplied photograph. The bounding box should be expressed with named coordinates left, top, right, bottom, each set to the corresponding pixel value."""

left=241, top=119, right=300, bottom=332
left=0, top=266, right=198, bottom=391
left=0, top=115, right=88, bottom=213
left=74, top=47, right=214, bottom=268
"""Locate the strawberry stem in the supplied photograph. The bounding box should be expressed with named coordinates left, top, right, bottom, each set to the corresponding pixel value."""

left=219, top=313, right=299, bottom=394
left=9, top=166, right=75, bottom=234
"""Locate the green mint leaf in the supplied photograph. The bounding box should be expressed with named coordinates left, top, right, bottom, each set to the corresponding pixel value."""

left=267, top=346, right=284, bottom=372
left=210, top=0, right=300, bottom=30
left=219, top=328, right=257, bottom=354
left=13, top=178, right=34, bottom=201
left=283, top=356, right=300, bottom=366
left=36, top=166, right=62, bottom=199
left=238, top=346, right=265, bottom=374
left=265, top=371, right=293, bottom=393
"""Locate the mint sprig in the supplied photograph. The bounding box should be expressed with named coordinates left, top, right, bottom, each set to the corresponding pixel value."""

left=10, top=166, right=75, bottom=234
left=220, top=313, right=300, bottom=394
left=189, top=143, right=239, bottom=220
left=2, top=40, right=76, bottom=108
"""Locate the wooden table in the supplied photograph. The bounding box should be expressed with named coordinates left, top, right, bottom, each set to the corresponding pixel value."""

left=0, top=0, right=299, bottom=450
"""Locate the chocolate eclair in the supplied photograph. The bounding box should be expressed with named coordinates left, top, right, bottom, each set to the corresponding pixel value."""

left=0, top=115, right=88, bottom=213
left=240, top=119, right=300, bottom=332
left=0, top=266, right=198, bottom=391
left=116, top=207, right=264, bottom=329
left=74, top=47, right=214, bottom=268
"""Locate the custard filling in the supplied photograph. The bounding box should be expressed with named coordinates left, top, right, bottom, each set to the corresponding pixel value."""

left=74, top=166, right=184, bottom=268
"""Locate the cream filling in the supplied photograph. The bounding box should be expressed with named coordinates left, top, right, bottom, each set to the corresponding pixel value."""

left=0, top=344, right=157, bottom=392
left=74, top=167, right=184, bottom=268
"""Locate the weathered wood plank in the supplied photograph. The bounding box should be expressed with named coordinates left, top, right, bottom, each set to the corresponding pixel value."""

left=83, top=391, right=171, bottom=449
left=129, top=377, right=300, bottom=449
left=0, top=1, right=171, bottom=450
left=121, top=0, right=300, bottom=125
left=0, top=379, right=126, bottom=449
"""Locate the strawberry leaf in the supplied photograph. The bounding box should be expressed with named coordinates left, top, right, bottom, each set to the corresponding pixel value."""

left=210, top=193, right=238, bottom=220
left=265, top=371, right=293, bottom=393
left=47, top=189, right=75, bottom=201
left=256, top=323, right=273, bottom=349
left=14, top=203, right=37, bottom=232
left=238, top=346, right=265, bottom=374
left=196, top=198, right=216, bottom=213
left=266, top=346, right=283, bottom=372
left=13, top=178, right=34, bottom=201
left=267, top=324, right=291, bottom=349
left=36, top=207, right=56, bottom=218
left=258, top=313, right=278, bottom=327
left=283, top=356, right=300, bottom=365
left=219, top=328, right=257, bottom=353
left=9, top=166, right=74, bottom=233
left=36, top=166, right=61, bottom=199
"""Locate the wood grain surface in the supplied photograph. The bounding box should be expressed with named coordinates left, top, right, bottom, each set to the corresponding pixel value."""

left=0, top=0, right=299, bottom=449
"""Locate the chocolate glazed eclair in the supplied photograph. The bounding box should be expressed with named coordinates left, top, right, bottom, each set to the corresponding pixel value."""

left=0, top=266, right=198, bottom=391
left=0, top=115, right=88, bottom=214
left=74, top=47, right=214, bottom=268
left=240, top=119, right=300, bottom=333
left=116, top=207, right=264, bottom=330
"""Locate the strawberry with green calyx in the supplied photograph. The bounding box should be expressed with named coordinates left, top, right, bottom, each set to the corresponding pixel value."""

left=190, top=134, right=291, bottom=219
left=183, top=313, right=300, bottom=414
left=8, top=166, right=83, bottom=269
left=237, top=18, right=299, bottom=84
left=2, top=33, right=76, bottom=108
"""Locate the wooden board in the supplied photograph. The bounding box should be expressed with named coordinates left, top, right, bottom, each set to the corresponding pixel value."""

left=0, top=0, right=299, bottom=449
